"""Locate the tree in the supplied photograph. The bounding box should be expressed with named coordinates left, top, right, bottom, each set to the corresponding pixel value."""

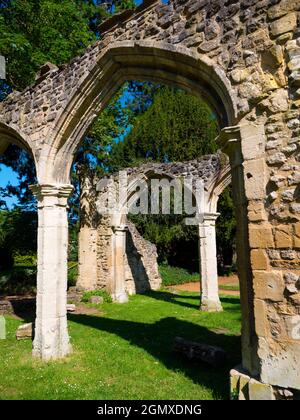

left=216, top=186, right=236, bottom=274
left=0, top=0, right=134, bottom=208
left=108, top=86, right=218, bottom=171
left=0, top=0, right=100, bottom=90
left=0, top=209, right=37, bottom=269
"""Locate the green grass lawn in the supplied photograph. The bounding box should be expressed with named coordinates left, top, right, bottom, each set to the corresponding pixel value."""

left=0, top=291, right=241, bottom=400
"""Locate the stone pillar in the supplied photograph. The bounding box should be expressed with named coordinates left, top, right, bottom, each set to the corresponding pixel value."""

left=77, top=226, right=98, bottom=290
left=112, top=225, right=129, bottom=303
left=77, top=172, right=98, bottom=290
left=31, top=184, right=73, bottom=360
left=218, top=124, right=265, bottom=378
left=199, top=213, right=222, bottom=312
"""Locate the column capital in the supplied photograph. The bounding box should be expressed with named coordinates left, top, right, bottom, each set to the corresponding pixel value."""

left=217, top=125, right=241, bottom=150
left=30, top=183, right=74, bottom=208
left=217, top=124, right=266, bottom=163
left=30, top=183, right=74, bottom=198
left=202, top=212, right=220, bottom=223
left=112, top=224, right=128, bottom=234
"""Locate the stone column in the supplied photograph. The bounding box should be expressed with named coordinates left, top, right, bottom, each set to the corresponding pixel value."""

left=218, top=125, right=265, bottom=377
left=77, top=226, right=98, bottom=290
left=112, top=225, right=129, bottom=303
left=31, top=183, right=73, bottom=360
left=77, top=173, right=98, bottom=290
left=199, top=213, right=222, bottom=312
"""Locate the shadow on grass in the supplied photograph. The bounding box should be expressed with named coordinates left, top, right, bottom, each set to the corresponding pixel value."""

left=8, top=297, right=36, bottom=323
left=143, top=290, right=200, bottom=310
left=142, top=290, right=241, bottom=312
left=69, top=313, right=241, bottom=400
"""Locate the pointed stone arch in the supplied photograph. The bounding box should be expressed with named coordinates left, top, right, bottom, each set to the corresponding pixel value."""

left=49, top=41, right=238, bottom=184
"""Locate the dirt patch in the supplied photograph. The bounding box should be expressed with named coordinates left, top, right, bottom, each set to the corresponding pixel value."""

left=170, top=275, right=240, bottom=296
left=71, top=304, right=103, bottom=316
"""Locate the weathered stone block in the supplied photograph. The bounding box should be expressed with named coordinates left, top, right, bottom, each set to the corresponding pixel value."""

left=253, top=271, right=284, bottom=302
left=254, top=299, right=269, bottom=337
left=243, top=159, right=267, bottom=200
left=284, top=272, right=299, bottom=294
left=267, top=152, right=287, bottom=165
left=268, top=0, right=299, bottom=20
left=270, top=13, right=297, bottom=37
left=90, top=296, right=104, bottom=304
left=249, top=225, right=274, bottom=248
left=248, top=378, right=275, bottom=400
left=274, top=225, right=293, bottom=248
left=16, top=323, right=33, bottom=341
left=251, top=249, right=269, bottom=270
left=230, top=367, right=250, bottom=400
left=248, top=201, right=267, bottom=222
left=294, top=223, right=300, bottom=248
left=283, top=315, right=300, bottom=339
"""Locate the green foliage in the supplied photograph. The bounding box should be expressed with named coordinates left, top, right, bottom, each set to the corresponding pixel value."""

left=159, top=264, right=199, bottom=287
left=107, top=85, right=223, bottom=271
left=130, top=212, right=199, bottom=271
left=0, top=0, right=133, bottom=208
left=0, top=0, right=100, bottom=90
left=0, top=209, right=37, bottom=270
left=14, top=254, right=36, bottom=267
left=81, top=289, right=113, bottom=304
left=67, top=262, right=78, bottom=288
left=216, top=186, right=236, bottom=274
left=0, top=266, right=36, bottom=295
left=108, top=86, right=218, bottom=170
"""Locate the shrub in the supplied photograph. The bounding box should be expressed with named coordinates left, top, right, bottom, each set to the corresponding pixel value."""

left=159, top=264, right=199, bottom=287
left=0, top=267, right=36, bottom=295
left=14, top=254, right=37, bottom=267
left=81, top=289, right=113, bottom=304
left=68, top=263, right=78, bottom=288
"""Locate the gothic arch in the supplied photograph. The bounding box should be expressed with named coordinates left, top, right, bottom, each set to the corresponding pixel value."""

left=0, top=122, right=35, bottom=157
left=49, top=41, right=238, bottom=184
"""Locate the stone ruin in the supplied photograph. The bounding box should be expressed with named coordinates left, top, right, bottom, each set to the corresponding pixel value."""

left=0, top=0, right=299, bottom=399
left=77, top=153, right=230, bottom=306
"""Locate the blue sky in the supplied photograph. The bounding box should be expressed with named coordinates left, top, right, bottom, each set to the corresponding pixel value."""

left=0, top=165, right=19, bottom=208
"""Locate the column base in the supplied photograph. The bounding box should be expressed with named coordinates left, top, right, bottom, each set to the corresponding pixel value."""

left=113, top=292, right=129, bottom=303
left=200, top=298, right=223, bottom=312
left=230, top=365, right=299, bottom=400
left=32, top=317, right=72, bottom=360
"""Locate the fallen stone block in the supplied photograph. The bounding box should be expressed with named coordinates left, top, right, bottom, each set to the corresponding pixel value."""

left=16, top=323, right=33, bottom=340
left=172, top=336, right=227, bottom=367
left=90, top=296, right=104, bottom=304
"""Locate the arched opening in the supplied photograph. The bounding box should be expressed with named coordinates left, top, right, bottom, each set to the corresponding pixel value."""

left=51, top=65, right=242, bottom=399
left=0, top=124, right=37, bottom=315
left=70, top=76, right=232, bottom=305
left=43, top=42, right=237, bottom=184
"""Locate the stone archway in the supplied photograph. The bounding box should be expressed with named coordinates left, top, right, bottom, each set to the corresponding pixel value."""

left=0, top=0, right=299, bottom=398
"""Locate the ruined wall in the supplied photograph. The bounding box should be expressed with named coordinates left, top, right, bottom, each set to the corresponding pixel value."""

left=78, top=214, right=162, bottom=294
left=125, top=221, right=161, bottom=294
